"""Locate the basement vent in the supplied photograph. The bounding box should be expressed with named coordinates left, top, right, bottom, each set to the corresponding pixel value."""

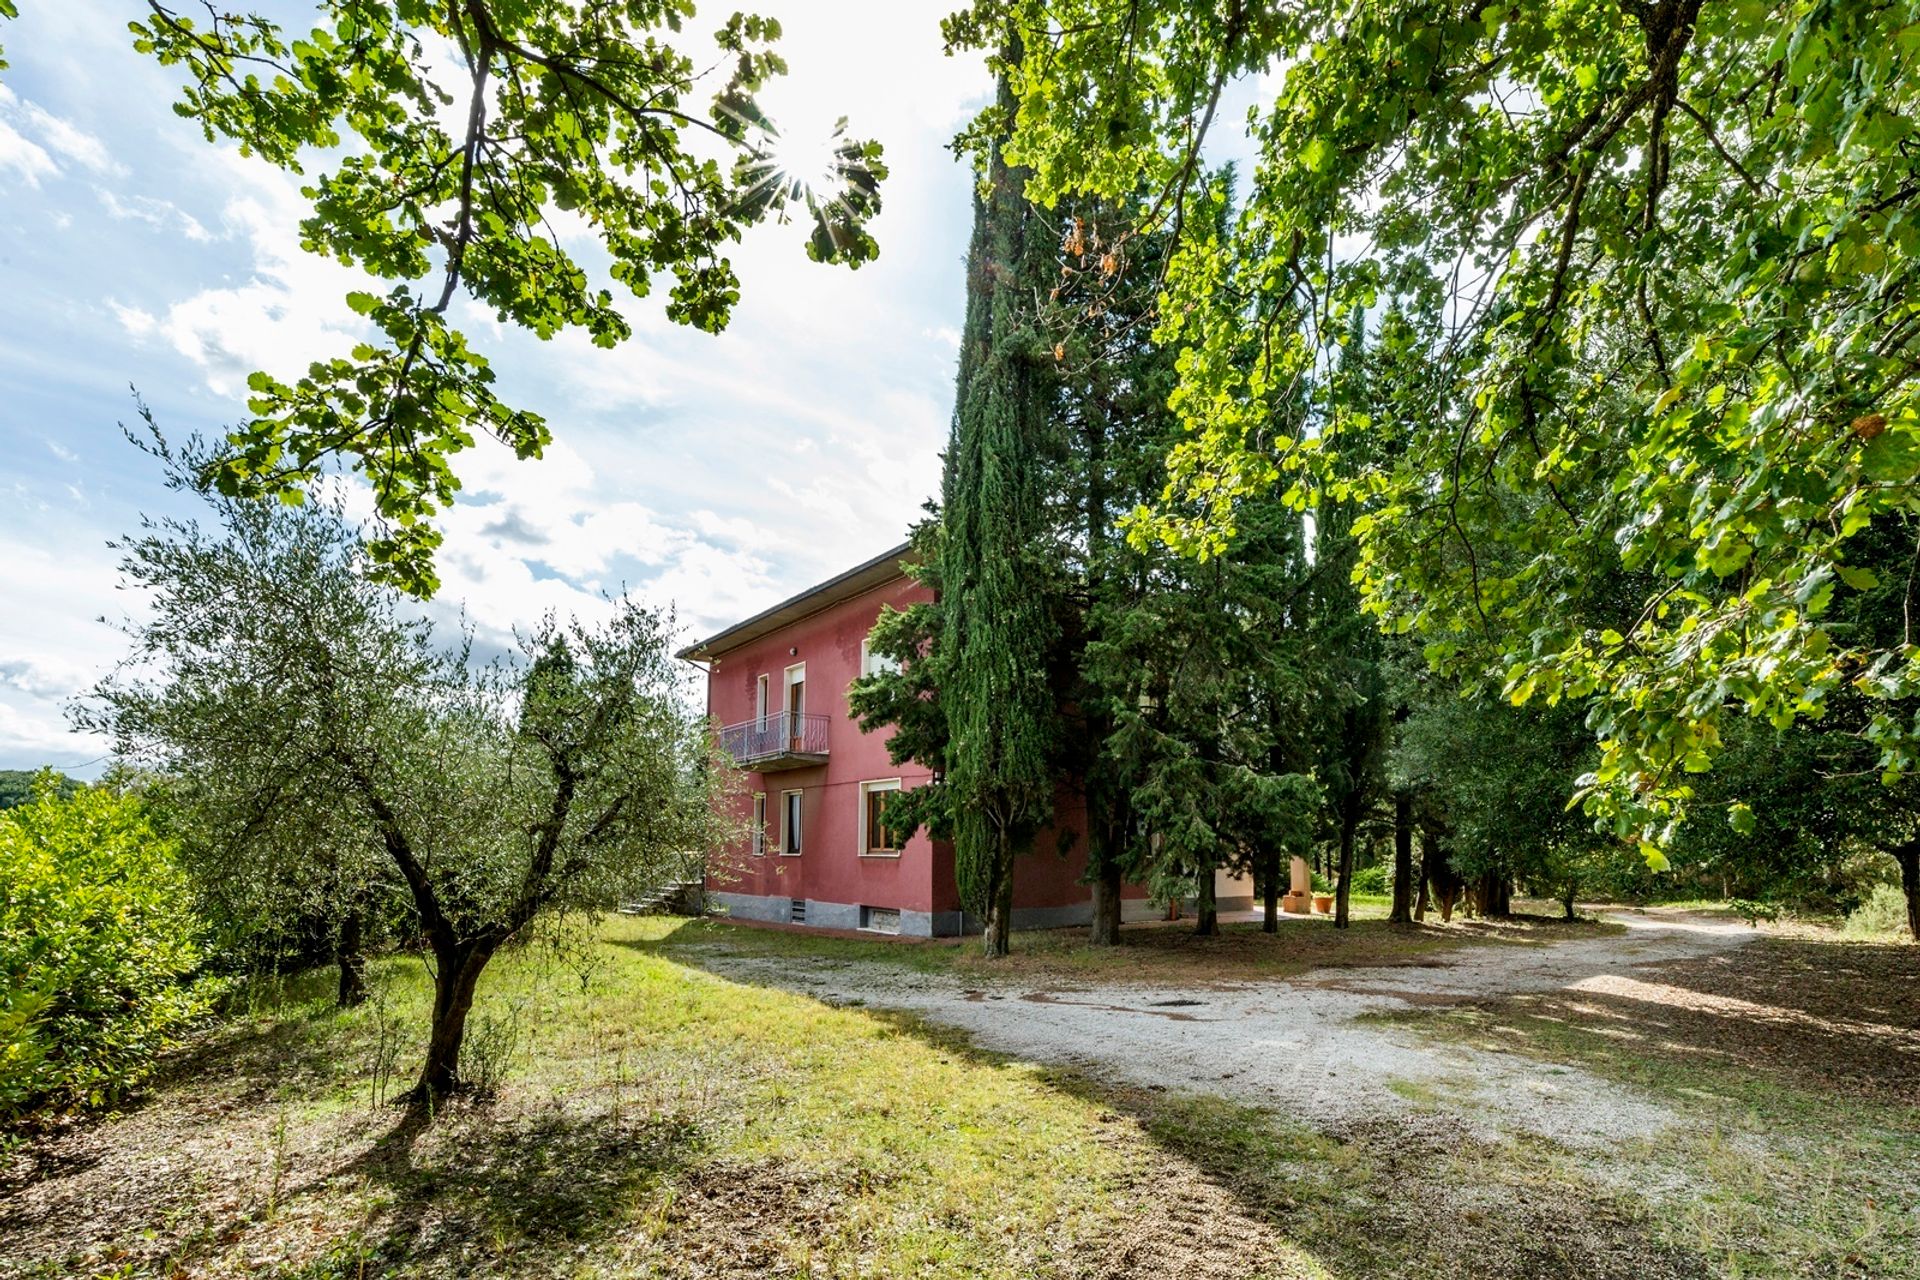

left=860, top=906, right=901, bottom=935
left=790, top=898, right=806, bottom=923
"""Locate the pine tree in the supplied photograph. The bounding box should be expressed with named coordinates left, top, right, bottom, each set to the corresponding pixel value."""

left=940, top=47, right=1060, bottom=956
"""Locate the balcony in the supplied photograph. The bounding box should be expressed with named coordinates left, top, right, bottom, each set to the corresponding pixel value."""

left=717, top=711, right=830, bottom=771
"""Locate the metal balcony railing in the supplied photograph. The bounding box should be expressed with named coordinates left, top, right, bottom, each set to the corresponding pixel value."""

left=718, top=711, right=830, bottom=768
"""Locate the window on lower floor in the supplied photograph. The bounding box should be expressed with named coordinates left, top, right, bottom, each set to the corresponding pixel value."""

left=860, top=779, right=903, bottom=856
left=782, top=789, right=803, bottom=855
left=750, top=792, right=766, bottom=856
left=860, top=905, right=901, bottom=934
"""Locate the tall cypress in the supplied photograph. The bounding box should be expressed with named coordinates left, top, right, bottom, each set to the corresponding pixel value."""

left=941, top=44, right=1058, bottom=957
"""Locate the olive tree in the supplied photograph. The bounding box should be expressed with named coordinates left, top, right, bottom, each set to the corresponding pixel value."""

left=88, top=438, right=728, bottom=1098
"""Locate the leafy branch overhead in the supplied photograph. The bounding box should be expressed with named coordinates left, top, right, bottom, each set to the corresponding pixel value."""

left=957, top=0, right=1920, bottom=851
left=130, top=0, right=886, bottom=594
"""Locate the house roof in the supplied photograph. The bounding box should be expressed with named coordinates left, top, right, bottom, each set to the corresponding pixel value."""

left=675, top=541, right=916, bottom=662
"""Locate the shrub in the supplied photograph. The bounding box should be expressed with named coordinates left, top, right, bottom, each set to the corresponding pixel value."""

left=1845, top=884, right=1912, bottom=939
left=0, top=776, right=212, bottom=1115
left=1349, top=865, right=1390, bottom=896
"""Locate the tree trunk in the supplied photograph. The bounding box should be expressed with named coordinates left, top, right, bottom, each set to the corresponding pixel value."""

left=336, top=902, right=367, bottom=1008
left=1334, top=810, right=1357, bottom=929
left=983, top=850, right=1014, bottom=957
left=1562, top=878, right=1578, bottom=921
left=1088, top=855, right=1123, bottom=946
left=1479, top=870, right=1512, bottom=919
left=419, top=943, right=492, bottom=1098
left=1897, top=844, right=1920, bottom=942
left=1194, top=865, right=1218, bottom=937
left=1261, top=848, right=1280, bottom=933
left=1414, top=837, right=1431, bottom=922
left=1389, top=793, right=1414, bottom=925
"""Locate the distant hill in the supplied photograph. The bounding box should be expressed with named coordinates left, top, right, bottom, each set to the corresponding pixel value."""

left=0, top=770, right=82, bottom=809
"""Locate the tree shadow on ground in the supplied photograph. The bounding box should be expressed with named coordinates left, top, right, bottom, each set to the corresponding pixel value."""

left=848, top=1007, right=1712, bottom=1280
left=303, top=1099, right=704, bottom=1275
left=1445, top=934, right=1920, bottom=1104
left=0, top=970, right=370, bottom=1202
left=624, top=912, right=1610, bottom=992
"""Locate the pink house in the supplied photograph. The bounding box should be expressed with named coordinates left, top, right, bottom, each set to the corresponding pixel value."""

left=677, top=545, right=1181, bottom=936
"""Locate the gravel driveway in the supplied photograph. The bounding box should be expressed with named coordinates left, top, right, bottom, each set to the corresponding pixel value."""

left=693, top=910, right=1758, bottom=1149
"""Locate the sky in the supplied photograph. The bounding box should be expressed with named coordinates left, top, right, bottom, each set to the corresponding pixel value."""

left=0, top=1, right=1000, bottom=773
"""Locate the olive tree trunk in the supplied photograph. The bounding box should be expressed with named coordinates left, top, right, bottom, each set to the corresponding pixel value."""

left=335, top=902, right=368, bottom=1008
left=419, top=942, right=495, bottom=1098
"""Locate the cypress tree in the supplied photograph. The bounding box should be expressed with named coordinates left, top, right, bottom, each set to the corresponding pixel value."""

left=940, top=46, right=1059, bottom=957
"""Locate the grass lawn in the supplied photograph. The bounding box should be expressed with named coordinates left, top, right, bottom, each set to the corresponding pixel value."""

left=0, top=915, right=1329, bottom=1279
left=5, top=909, right=1909, bottom=1279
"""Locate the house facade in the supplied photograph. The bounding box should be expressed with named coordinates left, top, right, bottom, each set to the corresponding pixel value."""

left=680, top=545, right=1246, bottom=937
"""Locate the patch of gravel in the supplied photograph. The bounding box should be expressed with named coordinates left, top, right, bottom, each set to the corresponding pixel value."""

left=688, top=911, right=1758, bottom=1151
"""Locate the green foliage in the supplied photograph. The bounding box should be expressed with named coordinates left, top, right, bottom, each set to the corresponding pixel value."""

left=129, top=1, right=885, bottom=594
left=1349, top=864, right=1389, bottom=896
left=87, top=433, right=729, bottom=1093
left=1845, top=883, right=1912, bottom=939
left=959, top=0, right=1920, bottom=852
left=938, top=54, right=1061, bottom=940
left=0, top=777, right=211, bottom=1115
left=847, top=523, right=954, bottom=844
left=0, top=769, right=78, bottom=810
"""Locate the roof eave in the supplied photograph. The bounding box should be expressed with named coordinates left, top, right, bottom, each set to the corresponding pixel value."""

left=675, top=541, right=916, bottom=662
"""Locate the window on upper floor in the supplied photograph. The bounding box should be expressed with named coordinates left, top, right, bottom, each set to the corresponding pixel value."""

left=859, top=634, right=901, bottom=679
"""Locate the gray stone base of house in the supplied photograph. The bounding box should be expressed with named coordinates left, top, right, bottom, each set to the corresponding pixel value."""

left=707, top=890, right=1168, bottom=938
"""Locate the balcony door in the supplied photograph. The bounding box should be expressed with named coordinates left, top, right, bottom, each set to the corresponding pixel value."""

left=784, top=663, right=806, bottom=751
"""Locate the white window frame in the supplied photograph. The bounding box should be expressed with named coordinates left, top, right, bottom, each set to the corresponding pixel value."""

left=784, top=661, right=807, bottom=719
left=781, top=788, right=804, bottom=856
left=858, top=778, right=904, bottom=858
left=750, top=792, right=766, bottom=857
left=755, top=673, right=769, bottom=729
left=859, top=635, right=901, bottom=679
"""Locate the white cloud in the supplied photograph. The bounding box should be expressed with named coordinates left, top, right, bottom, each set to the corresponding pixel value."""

left=0, top=655, right=91, bottom=699
left=0, top=700, right=106, bottom=771
left=98, top=188, right=213, bottom=241
left=109, top=299, right=157, bottom=338
left=0, top=83, right=117, bottom=184
left=0, top=537, right=129, bottom=773
left=0, top=118, right=56, bottom=187
left=122, top=164, right=369, bottom=396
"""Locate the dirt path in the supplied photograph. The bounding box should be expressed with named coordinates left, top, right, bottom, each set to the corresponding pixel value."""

left=695, top=910, right=1758, bottom=1149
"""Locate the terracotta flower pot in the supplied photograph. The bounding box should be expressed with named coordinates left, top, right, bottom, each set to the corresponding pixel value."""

left=1313, top=894, right=1334, bottom=914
